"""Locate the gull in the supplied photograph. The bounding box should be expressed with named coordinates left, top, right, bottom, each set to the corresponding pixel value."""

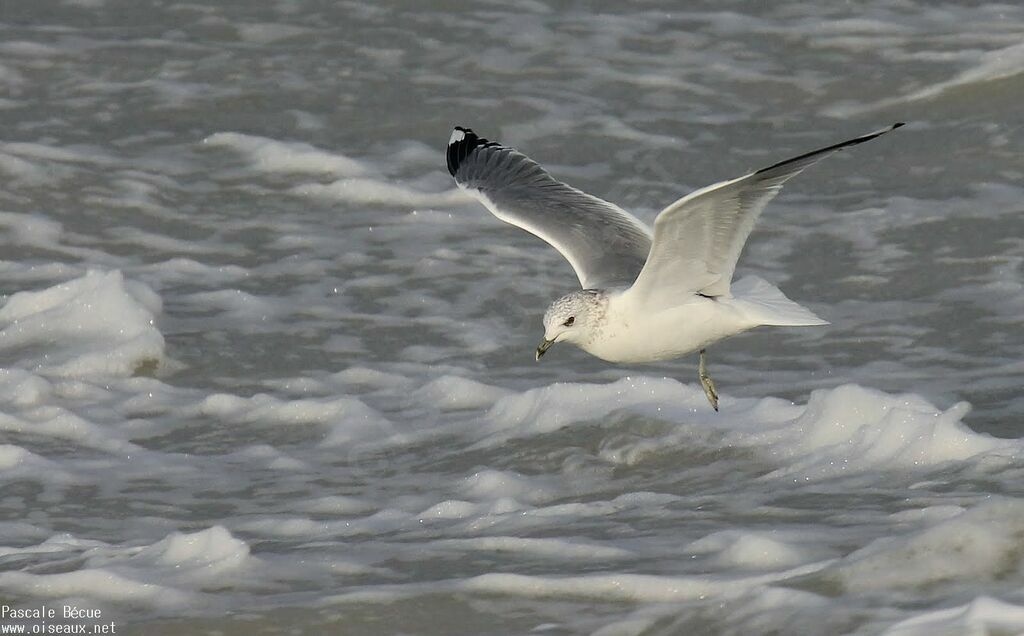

left=446, top=123, right=903, bottom=410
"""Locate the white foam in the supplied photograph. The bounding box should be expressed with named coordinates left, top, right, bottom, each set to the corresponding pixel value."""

left=0, top=270, right=165, bottom=378
left=134, top=258, right=249, bottom=286
left=292, top=178, right=471, bottom=207
left=748, top=384, right=1015, bottom=480
left=0, top=141, right=116, bottom=167
left=825, top=41, right=1024, bottom=116
left=0, top=527, right=255, bottom=610
left=0, top=444, right=73, bottom=483
left=181, top=289, right=282, bottom=323
left=480, top=376, right=698, bottom=443
left=482, top=377, right=1017, bottom=480
left=687, top=530, right=816, bottom=570
left=197, top=392, right=394, bottom=446
left=0, top=405, right=140, bottom=454
left=0, top=368, right=52, bottom=406
left=413, top=375, right=511, bottom=411
left=883, top=596, right=1024, bottom=636
left=297, top=495, right=376, bottom=515
left=234, top=23, right=311, bottom=44
left=236, top=509, right=409, bottom=538
left=131, top=527, right=251, bottom=581
left=417, top=499, right=480, bottom=520
left=203, top=132, right=368, bottom=177
left=226, top=444, right=309, bottom=471
left=459, top=469, right=560, bottom=505
left=0, top=569, right=191, bottom=606
left=459, top=562, right=828, bottom=603
left=0, top=535, right=79, bottom=560
left=833, top=498, right=1024, bottom=592
left=0, top=41, right=63, bottom=57
left=107, top=226, right=244, bottom=256
left=331, top=366, right=413, bottom=389
left=0, top=152, right=52, bottom=185
left=0, top=212, right=64, bottom=248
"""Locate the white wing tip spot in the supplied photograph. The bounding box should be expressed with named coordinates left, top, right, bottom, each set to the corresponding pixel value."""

left=449, top=128, right=466, bottom=145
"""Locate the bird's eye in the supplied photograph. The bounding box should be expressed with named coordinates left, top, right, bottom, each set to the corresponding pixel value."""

left=563, top=316, right=575, bottom=327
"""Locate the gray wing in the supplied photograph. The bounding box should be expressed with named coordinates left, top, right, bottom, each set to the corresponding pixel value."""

left=447, top=127, right=652, bottom=290
left=627, top=123, right=904, bottom=305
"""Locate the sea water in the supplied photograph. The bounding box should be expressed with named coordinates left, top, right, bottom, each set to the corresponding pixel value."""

left=0, top=1, right=1022, bottom=634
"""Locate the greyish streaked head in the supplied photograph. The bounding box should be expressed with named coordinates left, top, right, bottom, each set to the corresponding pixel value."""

left=535, top=290, right=606, bottom=360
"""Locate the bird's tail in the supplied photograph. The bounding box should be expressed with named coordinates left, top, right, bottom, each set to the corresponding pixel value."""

left=728, top=276, right=828, bottom=327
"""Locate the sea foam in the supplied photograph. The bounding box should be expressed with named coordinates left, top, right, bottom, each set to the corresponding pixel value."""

left=0, top=270, right=165, bottom=378
left=883, top=596, right=1024, bottom=636
left=479, top=377, right=1015, bottom=480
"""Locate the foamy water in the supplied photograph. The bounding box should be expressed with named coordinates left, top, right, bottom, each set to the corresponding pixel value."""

left=0, top=1, right=1022, bottom=634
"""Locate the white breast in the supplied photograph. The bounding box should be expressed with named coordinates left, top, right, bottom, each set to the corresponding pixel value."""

left=579, top=294, right=755, bottom=364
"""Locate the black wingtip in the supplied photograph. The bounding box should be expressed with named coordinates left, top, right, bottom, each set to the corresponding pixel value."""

left=862, top=121, right=905, bottom=142
left=753, top=122, right=906, bottom=176
left=856, top=121, right=905, bottom=144
left=447, top=126, right=498, bottom=177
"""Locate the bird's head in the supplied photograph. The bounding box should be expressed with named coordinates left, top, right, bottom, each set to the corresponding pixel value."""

left=536, top=290, right=604, bottom=360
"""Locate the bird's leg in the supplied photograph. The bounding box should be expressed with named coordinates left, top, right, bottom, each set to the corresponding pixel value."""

left=698, top=348, right=719, bottom=412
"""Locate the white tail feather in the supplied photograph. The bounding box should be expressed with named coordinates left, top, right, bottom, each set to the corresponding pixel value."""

left=729, top=276, right=828, bottom=327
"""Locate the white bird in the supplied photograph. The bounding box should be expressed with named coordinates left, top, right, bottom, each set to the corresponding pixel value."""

left=447, top=123, right=903, bottom=410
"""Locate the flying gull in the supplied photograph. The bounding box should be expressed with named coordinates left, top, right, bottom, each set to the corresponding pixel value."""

left=447, top=123, right=903, bottom=410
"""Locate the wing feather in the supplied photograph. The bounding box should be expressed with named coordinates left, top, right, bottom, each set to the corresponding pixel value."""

left=628, top=123, right=904, bottom=304
left=447, top=127, right=652, bottom=290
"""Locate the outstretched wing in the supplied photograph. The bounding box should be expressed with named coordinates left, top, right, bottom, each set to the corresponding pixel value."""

left=627, top=123, right=904, bottom=304
left=447, top=127, right=652, bottom=290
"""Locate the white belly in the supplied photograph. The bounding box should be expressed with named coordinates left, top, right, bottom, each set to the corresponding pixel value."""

left=579, top=296, right=754, bottom=364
